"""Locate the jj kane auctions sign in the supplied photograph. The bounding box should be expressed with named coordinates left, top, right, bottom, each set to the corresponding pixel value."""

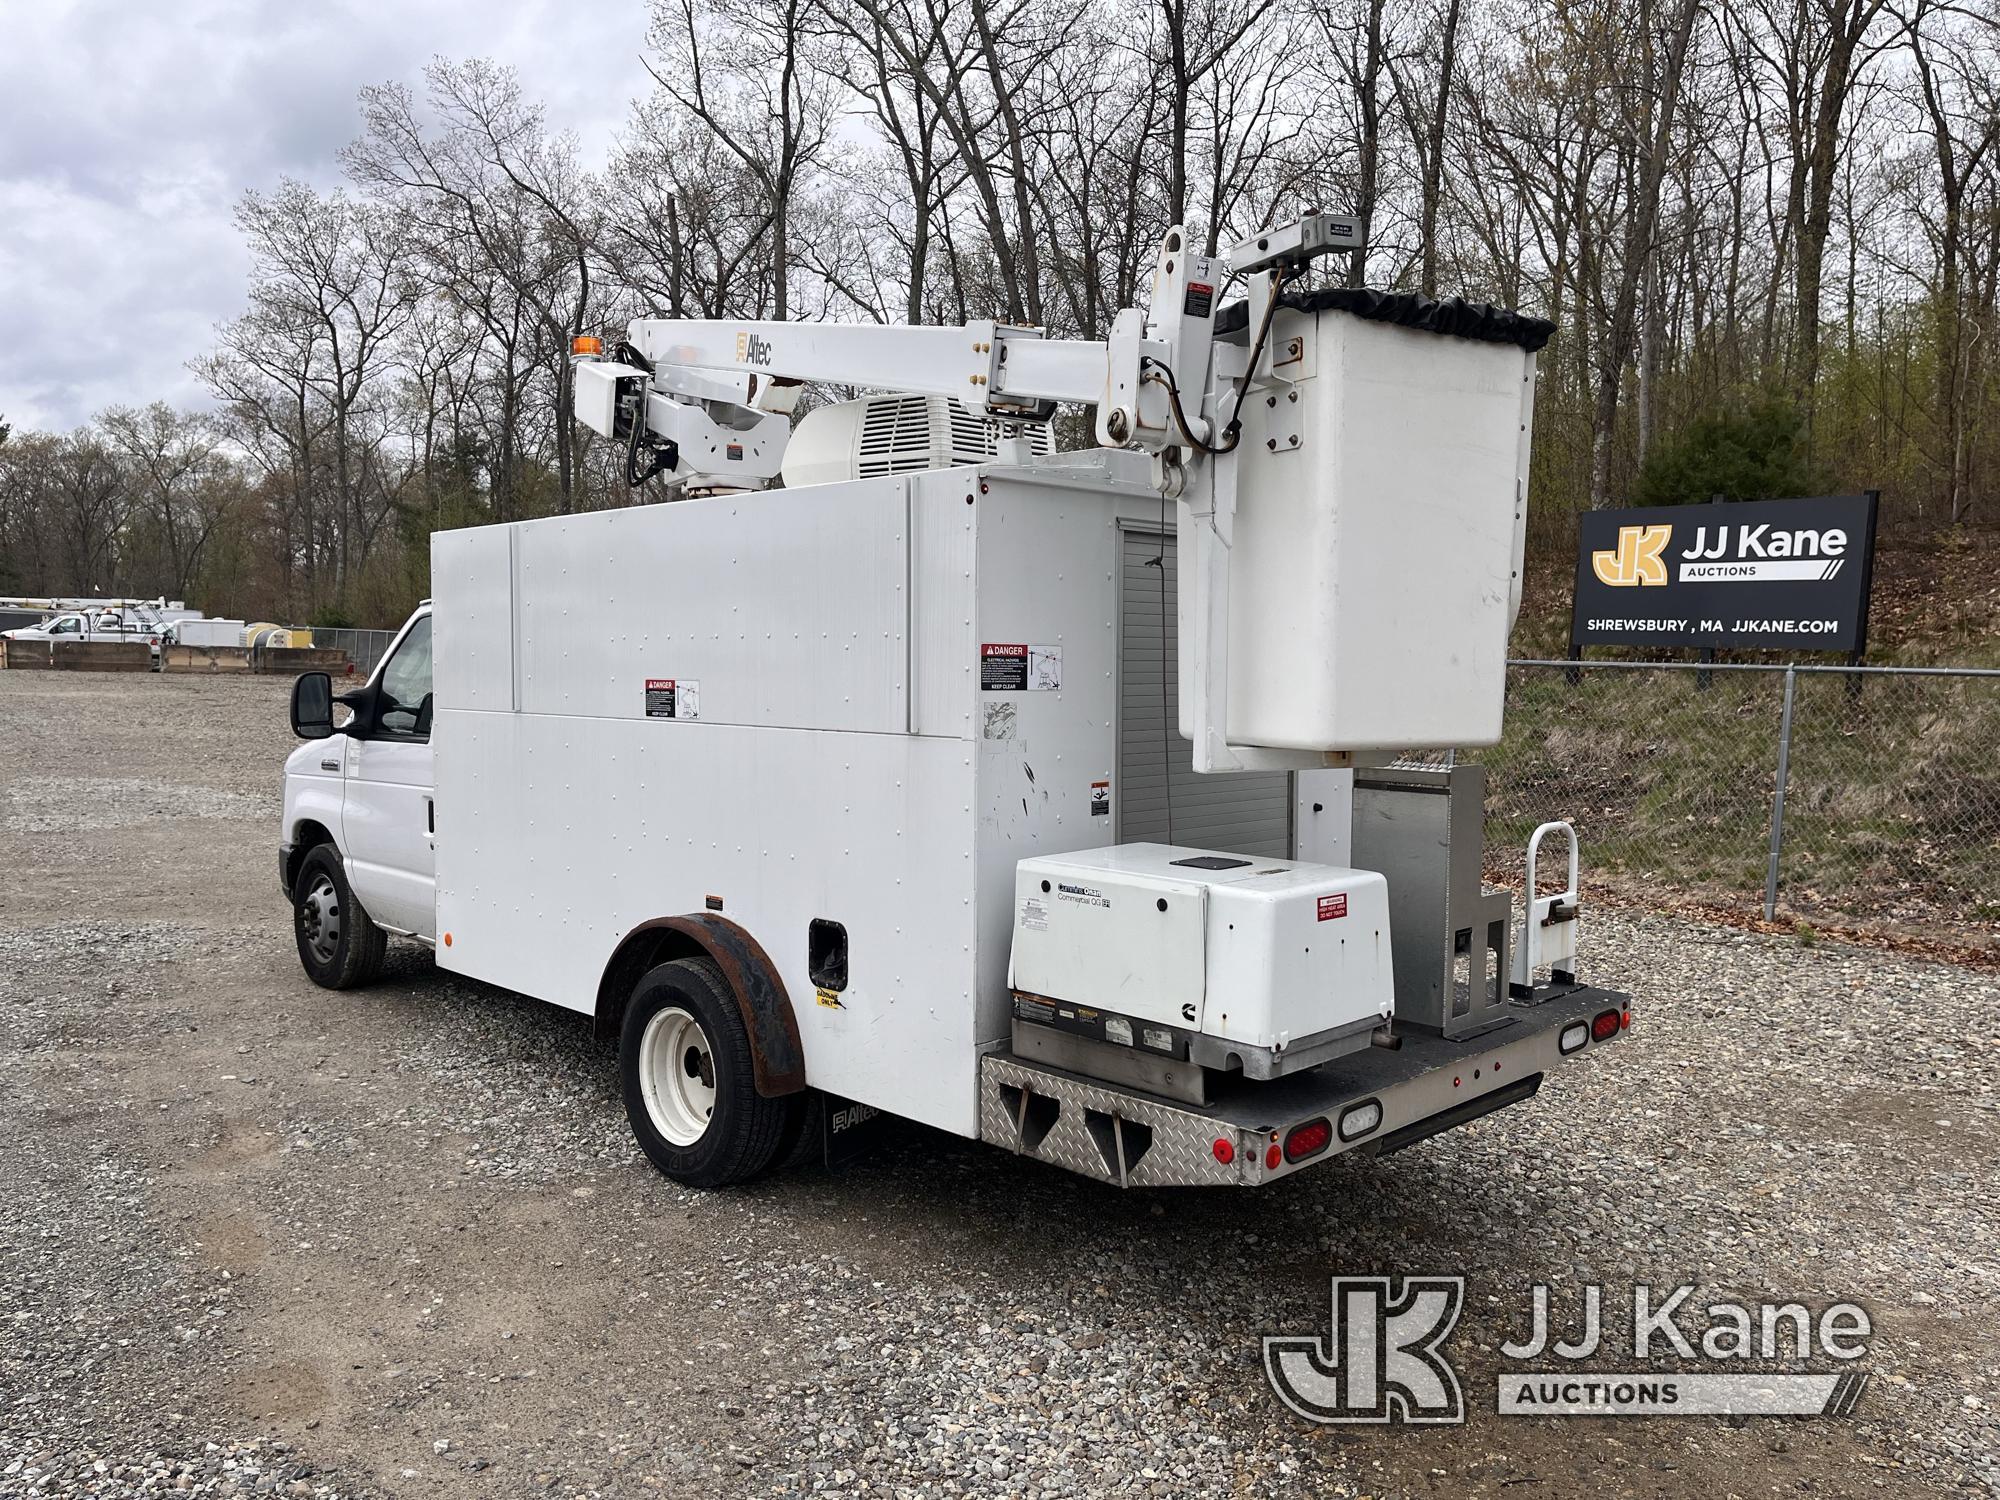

left=1571, top=493, right=1879, bottom=652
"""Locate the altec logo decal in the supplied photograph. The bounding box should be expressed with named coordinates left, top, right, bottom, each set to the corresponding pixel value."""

left=1592, top=525, right=1672, bottom=587
left=736, top=330, right=774, bottom=366
left=1593, top=520, right=1855, bottom=588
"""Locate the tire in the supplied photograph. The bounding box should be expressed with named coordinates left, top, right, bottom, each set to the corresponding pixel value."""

left=768, top=1089, right=826, bottom=1176
left=292, top=844, right=389, bottom=990
left=621, top=957, right=789, bottom=1188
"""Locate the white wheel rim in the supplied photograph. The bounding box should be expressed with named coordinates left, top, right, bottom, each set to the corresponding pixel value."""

left=300, top=872, right=341, bottom=964
left=639, top=1005, right=716, bottom=1146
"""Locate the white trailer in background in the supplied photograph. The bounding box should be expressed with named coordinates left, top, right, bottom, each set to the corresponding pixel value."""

left=164, top=618, right=247, bottom=649
left=279, top=216, right=1628, bottom=1189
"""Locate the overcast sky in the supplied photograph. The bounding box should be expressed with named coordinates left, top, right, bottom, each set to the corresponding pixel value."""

left=0, top=0, right=652, bottom=434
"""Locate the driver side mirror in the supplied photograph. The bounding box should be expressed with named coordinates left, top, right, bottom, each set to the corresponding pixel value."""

left=290, top=671, right=335, bottom=739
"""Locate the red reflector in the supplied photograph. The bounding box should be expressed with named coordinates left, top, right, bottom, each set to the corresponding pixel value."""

left=1212, top=1138, right=1234, bottom=1165
left=1284, top=1118, right=1332, bottom=1163
left=1620, top=1007, right=1632, bottom=1029
left=1264, top=1144, right=1282, bottom=1170
left=1591, top=1009, right=1620, bottom=1041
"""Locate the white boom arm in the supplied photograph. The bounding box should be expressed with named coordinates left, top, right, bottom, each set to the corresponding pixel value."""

left=626, top=319, right=1110, bottom=417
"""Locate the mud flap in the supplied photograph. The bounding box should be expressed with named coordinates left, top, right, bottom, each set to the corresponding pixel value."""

left=823, top=1093, right=890, bottom=1166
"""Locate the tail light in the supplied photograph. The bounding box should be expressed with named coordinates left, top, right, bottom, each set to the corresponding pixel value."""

left=1283, top=1118, right=1332, bottom=1162
left=1590, top=1008, right=1621, bottom=1042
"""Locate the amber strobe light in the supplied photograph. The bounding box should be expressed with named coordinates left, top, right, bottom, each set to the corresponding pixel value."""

left=571, top=335, right=603, bottom=356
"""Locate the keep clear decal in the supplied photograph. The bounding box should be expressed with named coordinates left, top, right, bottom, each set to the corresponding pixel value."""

left=981, top=643, right=1062, bottom=691
left=645, top=678, right=700, bottom=719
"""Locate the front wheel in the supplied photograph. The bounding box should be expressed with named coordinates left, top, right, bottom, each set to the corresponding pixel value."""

left=292, top=844, right=388, bottom=990
left=621, top=957, right=790, bottom=1188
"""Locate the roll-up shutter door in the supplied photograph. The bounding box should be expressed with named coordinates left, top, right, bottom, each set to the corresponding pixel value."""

left=1117, top=528, right=1291, bottom=857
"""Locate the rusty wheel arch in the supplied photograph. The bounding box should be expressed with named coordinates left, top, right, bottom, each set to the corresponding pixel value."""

left=596, top=915, right=806, bottom=1098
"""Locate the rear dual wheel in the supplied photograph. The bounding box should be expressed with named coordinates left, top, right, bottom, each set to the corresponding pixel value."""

left=620, top=957, right=799, bottom=1188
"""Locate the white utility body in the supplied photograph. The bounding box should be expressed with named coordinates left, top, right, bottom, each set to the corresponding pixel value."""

left=279, top=216, right=1627, bottom=1189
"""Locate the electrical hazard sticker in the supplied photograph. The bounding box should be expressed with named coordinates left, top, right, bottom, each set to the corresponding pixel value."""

left=644, top=678, right=700, bottom=719
left=981, top=643, right=1062, bottom=691
left=1317, top=892, right=1348, bottom=921
left=1089, top=779, right=1110, bottom=817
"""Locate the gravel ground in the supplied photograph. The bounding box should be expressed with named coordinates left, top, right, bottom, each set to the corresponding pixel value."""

left=2, top=670, right=1996, bottom=1499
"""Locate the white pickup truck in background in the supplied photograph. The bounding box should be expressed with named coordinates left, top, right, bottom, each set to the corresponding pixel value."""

left=1, top=599, right=207, bottom=661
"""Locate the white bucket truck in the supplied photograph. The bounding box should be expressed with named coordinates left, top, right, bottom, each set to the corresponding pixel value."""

left=279, top=217, right=1627, bottom=1189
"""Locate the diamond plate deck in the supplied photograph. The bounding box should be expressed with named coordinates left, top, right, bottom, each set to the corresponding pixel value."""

left=979, top=985, right=1626, bottom=1187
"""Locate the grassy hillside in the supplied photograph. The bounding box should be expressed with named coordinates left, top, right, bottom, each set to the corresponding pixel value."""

left=1488, top=524, right=1999, bottom=957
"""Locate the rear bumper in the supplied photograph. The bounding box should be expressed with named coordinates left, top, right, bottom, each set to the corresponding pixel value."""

left=979, top=986, right=1630, bottom=1187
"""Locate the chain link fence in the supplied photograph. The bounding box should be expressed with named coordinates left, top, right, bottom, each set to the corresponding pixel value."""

left=253, top=636, right=1997, bottom=946
left=1461, top=661, right=2000, bottom=948
left=309, top=627, right=398, bottom=679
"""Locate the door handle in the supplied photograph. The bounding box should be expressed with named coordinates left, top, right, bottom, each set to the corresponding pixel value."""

left=426, top=798, right=435, bottom=834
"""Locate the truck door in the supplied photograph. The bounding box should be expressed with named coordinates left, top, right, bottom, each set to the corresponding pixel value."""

left=342, top=614, right=437, bottom=939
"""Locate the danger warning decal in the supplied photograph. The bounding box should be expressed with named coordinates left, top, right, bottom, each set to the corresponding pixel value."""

left=644, top=678, right=700, bottom=720
left=1317, top=892, right=1348, bottom=921
left=981, top=643, right=1028, bottom=690
left=980, top=642, right=1063, bottom=691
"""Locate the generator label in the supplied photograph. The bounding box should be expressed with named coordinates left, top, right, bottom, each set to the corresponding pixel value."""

left=1089, top=779, right=1110, bottom=817
left=644, top=678, right=700, bottom=719
left=1011, top=993, right=1187, bottom=1058
left=1019, top=896, right=1049, bottom=932
left=981, top=642, right=1062, bottom=691
left=1317, top=892, right=1349, bottom=921
left=1056, top=882, right=1110, bottom=909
